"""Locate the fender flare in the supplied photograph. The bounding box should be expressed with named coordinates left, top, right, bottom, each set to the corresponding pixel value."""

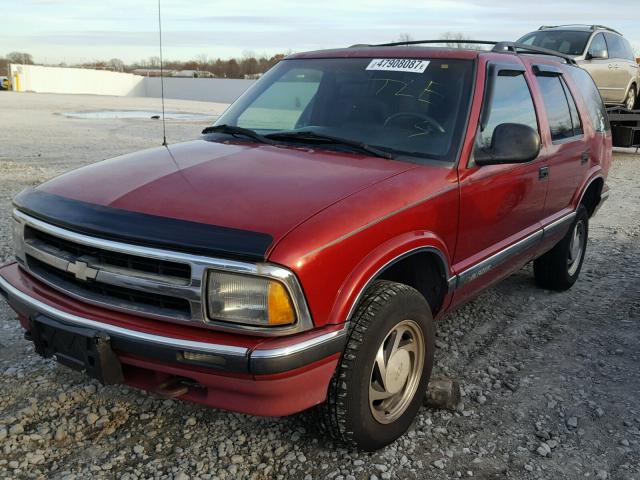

left=326, top=231, right=453, bottom=326
left=575, top=173, right=605, bottom=210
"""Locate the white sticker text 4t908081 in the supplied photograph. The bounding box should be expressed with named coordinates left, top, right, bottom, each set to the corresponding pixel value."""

left=366, top=59, right=430, bottom=73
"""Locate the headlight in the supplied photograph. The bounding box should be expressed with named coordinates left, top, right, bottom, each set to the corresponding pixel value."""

left=206, top=270, right=296, bottom=327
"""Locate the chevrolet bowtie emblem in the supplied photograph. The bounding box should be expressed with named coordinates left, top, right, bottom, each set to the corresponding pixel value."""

left=66, top=260, right=99, bottom=281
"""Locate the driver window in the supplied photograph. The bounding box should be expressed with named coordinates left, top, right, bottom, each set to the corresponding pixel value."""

left=475, top=73, right=539, bottom=151
left=588, top=34, right=608, bottom=58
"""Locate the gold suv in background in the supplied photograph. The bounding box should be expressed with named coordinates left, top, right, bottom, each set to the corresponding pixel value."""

left=518, top=25, right=640, bottom=110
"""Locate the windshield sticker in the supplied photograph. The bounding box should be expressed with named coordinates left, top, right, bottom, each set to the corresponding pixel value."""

left=366, top=59, right=430, bottom=73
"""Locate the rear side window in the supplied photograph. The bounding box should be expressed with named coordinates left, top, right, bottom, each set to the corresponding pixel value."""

left=564, top=81, right=583, bottom=137
left=536, top=75, right=583, bottom=141
left=476, top=73, right=538, bottom=149
left=567, top=66, right=611, bottom=133
left=621, top=37, right=637, bottom=61
left=604, top=33, right=633, bottom=61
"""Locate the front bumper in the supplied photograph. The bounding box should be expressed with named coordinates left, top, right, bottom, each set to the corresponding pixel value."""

left=0, top=263, right=346, bottom=415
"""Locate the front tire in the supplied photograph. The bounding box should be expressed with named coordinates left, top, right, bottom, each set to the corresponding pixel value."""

left=320, top=280, right=435, bottom=451
left=534, top=205, right=589, bottom=291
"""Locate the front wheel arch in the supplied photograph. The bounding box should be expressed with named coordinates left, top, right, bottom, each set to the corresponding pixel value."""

left=339, top=245, right=451, bottom=327
left=375, top=250, right=450, bottom=315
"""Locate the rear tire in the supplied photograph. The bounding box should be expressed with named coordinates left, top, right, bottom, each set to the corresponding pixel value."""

left=534, top=205, right=589, bottom=291
left=625, top=85, right=637, bottom=111
left=319, top=280, right=435, bottom=451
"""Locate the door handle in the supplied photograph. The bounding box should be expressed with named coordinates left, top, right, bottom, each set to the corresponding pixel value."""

left=581, top=151, right=590, bottom=165
left=539, top=166, right=549, bottom=180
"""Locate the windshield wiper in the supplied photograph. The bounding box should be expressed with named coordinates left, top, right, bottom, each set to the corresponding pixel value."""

left=202, top=124, right=274, bottom=144
left=265, top=131, right=394, bottom=159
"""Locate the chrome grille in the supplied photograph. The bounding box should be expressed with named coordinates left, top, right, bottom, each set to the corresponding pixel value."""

left=14, top=212, right=204, bottom=324
left=26, top=255, right=192, bottom=318
left=26, top=226, right=192, bottom=280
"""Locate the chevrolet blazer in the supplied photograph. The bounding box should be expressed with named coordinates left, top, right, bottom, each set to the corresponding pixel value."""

left=0, top=40, right=611, bottom=450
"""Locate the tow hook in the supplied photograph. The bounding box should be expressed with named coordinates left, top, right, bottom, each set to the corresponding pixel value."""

left=155, top=377, right=198, bottom=399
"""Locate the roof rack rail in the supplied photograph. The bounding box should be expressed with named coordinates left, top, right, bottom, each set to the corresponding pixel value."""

left=492, top=42, right=577, bottom=65
left=538, top=24, right=621, bottom=35
left=371, top=39, right=499, bottom=48
left=357, top=39, right=577, bottom=65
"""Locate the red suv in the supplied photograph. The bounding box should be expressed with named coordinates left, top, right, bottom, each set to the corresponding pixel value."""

left=0, top=41, right=611, bottom=450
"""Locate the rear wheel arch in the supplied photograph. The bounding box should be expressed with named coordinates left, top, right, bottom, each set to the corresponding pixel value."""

left=579, top=177, right=604, bottom=217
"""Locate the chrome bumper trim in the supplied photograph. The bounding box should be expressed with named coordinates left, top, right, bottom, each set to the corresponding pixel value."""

left=251, top=329, right=347, bottom=359
left=0, top=273, right=347, bottom=375
left=0, top=274, right=247, bottom=357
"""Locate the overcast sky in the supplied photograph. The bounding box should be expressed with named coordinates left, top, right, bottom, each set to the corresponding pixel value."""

left=2, top=0, right=639, bottom=64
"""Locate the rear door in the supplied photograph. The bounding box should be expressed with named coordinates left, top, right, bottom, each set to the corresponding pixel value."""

left=452, top=61, right=548, bottom=305
left=581, top=33, right=615, bottom=102
left=603, top=32, right=635, bottom=104
left=531, top=64, right=587, bottom=223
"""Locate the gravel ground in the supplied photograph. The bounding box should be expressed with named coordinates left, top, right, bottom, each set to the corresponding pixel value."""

left=0, top=91, right=639, bottom=480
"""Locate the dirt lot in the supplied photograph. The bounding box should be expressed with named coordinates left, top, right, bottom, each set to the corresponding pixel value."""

left=0, top=92, right=638, bottom=480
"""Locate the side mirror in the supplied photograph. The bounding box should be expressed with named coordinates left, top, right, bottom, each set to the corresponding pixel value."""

left=475, top=123, right=541, bottom=166
left=586, top=49, right=607, bottom=60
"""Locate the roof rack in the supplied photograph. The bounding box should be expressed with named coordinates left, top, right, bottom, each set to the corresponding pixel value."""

left=538, top=24, right=621, bottom=35
left=372, top=39, right=499, bottom=48
left=361, top=39, right=577, bottom=65
left=493, top=42, right=577, bottom=65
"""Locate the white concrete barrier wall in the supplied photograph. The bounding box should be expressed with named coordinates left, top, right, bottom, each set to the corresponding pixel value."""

left=144, top=77, right=255, bottom=103
left=10, top=64, right=146, bottom=96
left=9, top=64, right=256, bottom=103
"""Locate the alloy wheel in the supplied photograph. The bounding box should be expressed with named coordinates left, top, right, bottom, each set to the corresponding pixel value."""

left=626, top=89, right=636, bottom=111
left=369, top=319, right=425, bottom=424
left=567, top=219, right=585, bottom=276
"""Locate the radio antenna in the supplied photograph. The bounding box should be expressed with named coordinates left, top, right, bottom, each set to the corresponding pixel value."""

left=157, top=0, right=167, bottom=146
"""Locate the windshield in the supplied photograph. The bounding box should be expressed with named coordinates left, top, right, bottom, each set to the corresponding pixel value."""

left=213, top=57, right=474, bottom=163
left=517, top=30, right=591, bottom=56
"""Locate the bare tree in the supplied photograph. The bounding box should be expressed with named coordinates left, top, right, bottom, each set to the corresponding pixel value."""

left=397, top=33, right=414, bottom=44
left=147, top=56, right=161, bottom=68
left=0, top=57, right=8, bottom=74
left=121, top=52, right=287, bottom=79
left=440, top=32, right=481, bottom=50
left=195, top=53, right=210, bottom=70
left=107, top=58, right=125, bottom=72
left=6, top=52, right=34, bottom=65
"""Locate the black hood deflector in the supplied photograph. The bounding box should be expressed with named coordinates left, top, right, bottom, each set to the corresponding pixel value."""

left=14, top=189, right=273, bottom=262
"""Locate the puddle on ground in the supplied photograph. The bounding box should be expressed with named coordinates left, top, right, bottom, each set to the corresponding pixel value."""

left=62, top=110, right=215, bottom=120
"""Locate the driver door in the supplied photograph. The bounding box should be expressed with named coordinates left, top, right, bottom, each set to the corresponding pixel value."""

left=451, top=62, right=548, bottom=307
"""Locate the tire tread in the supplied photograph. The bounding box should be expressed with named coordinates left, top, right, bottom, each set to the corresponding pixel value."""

left=318, top=280, right=419, bottom=446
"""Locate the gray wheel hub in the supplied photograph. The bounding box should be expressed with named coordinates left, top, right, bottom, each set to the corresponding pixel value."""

left=369, top=319, right=425, bottom=424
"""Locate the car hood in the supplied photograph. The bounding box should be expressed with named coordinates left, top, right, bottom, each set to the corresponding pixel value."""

left=31, top=139, right=416, bottom=258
